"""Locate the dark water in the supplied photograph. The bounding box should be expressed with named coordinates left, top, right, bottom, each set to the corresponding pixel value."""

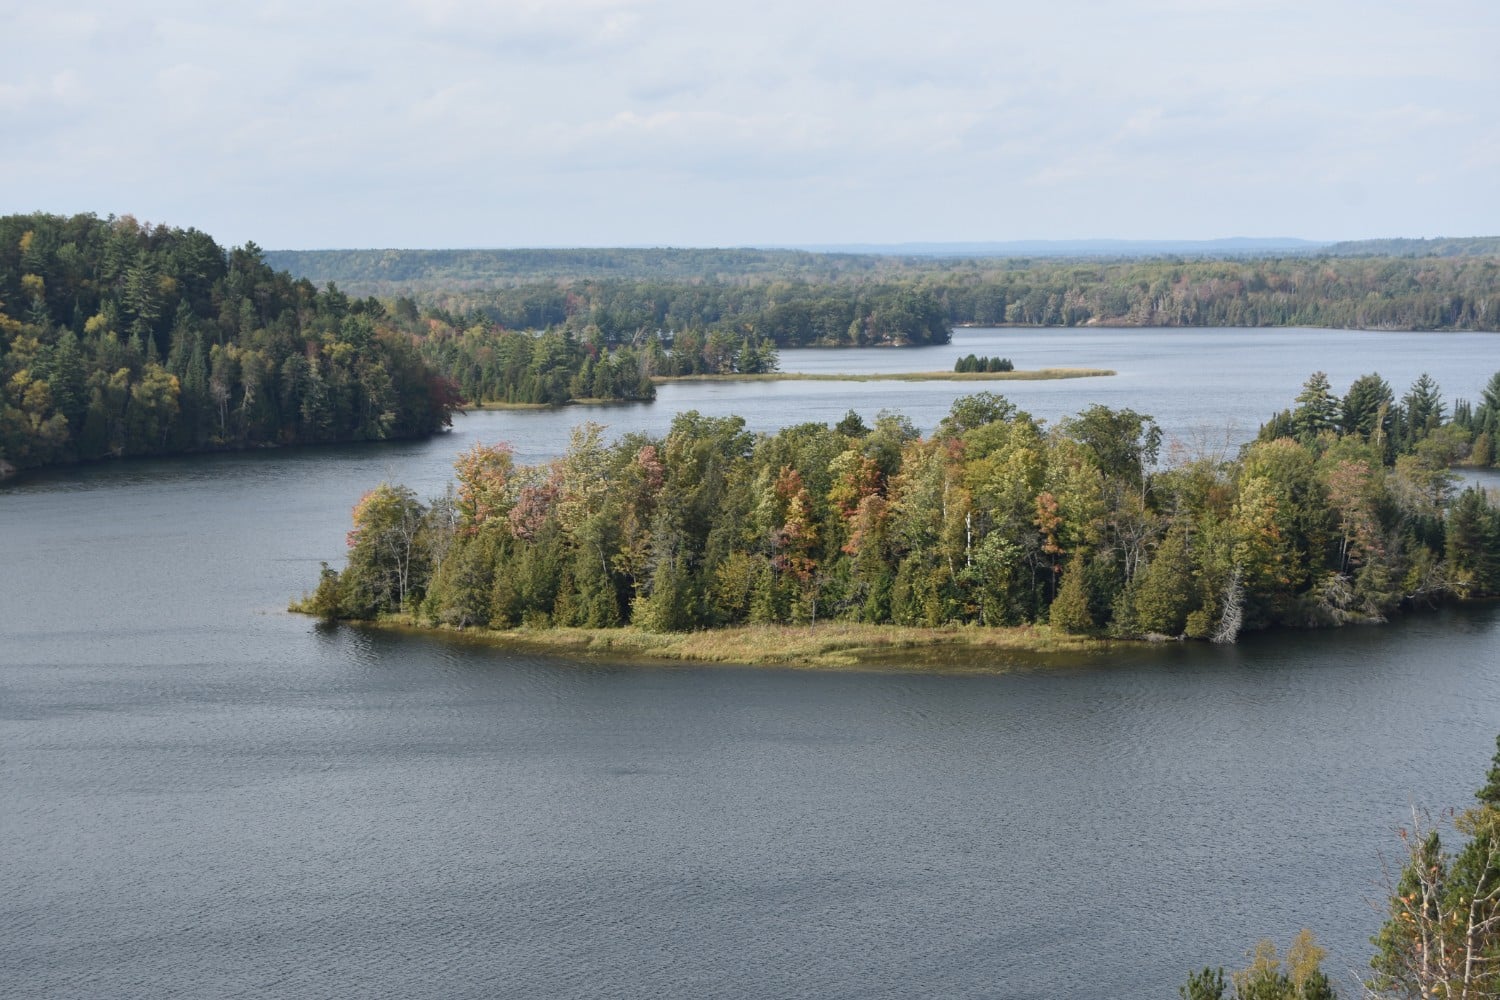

left=4, top=329, right=1500, bottom=998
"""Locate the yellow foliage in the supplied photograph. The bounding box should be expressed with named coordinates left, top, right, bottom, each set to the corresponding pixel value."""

left=1284, top=928, right=1326, bottom=989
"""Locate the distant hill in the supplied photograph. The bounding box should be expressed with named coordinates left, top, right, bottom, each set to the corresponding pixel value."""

left=265, top=238, right=1500, bottom=302
left=262, top=247, right=908, bottom=291
left=265, top=239, right=1334, bottom=295
left=778, top=238, right=1330, bottom=257
left=1321, top=236, right=1500, bottom=257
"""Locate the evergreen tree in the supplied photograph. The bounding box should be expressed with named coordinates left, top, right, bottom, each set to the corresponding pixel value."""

left=1048, top=553, right=1093, bottom=634
left=1292, top=371, right=1340, bottom=441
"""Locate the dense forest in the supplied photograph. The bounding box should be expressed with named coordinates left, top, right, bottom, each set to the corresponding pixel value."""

left=426, top=279, right=955, bottom=348
left=1180, top=735, right=1500, bottom=999
left=1322, top=235, right=1500, bottom=258
left=305, top=371, right=1500, bottom=642
left=263, top=247, right=913, bottom=287
left=403, top=302, right=779, bottom=406
left=0, top=213, right=458, bottom=475
left=270, top=257, right=1500, bottom=341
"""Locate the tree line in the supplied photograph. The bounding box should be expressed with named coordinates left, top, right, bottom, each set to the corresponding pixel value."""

left=429, top=279, right=955, bottom=348
left=273, top=253, right=1500, bottom=340
left=401, top=302, right=779, bottom=407
left=304, top=372, right=1500, bottom=640
left=263, top=246, right=911, bottom=289
left=933, top=256, right=1500, bottom=330
left=954, top=354, right=1013, bottom=373
left=0, top=212, right=458, bottom=474
left=393, top=256, right=1500, bottom=342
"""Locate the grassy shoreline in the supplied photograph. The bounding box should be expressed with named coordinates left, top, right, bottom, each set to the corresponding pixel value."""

left=652, top=367, right=1114, bottom=384
left=292, top=609, right=1114, bottom=670
left=459, top=399, right=641, bottom=411
left=457, top=368, right=1115, bottom=410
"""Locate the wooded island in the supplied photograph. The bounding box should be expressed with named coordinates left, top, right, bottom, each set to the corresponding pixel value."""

left=297, top=375, right=1500, bottom=659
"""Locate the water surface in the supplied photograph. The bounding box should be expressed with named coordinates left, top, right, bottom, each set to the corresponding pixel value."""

left=4, top=327, right=1500, bottom=998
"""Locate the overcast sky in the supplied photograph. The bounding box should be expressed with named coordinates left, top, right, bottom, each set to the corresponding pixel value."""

left=4, top=1, right=1497, bottom=249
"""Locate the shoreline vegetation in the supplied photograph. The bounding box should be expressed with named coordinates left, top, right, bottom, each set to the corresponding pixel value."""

left=453, top=369, right=1115, bottom=412
left=650, top=368, right=1113, bottom=384
left=295, top=375, right=1500, bottom=665
left=312, top=615, right=1110, bottom=670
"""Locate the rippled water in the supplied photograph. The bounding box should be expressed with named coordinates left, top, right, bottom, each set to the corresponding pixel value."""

left=3, top=328, right=1500, bottom=998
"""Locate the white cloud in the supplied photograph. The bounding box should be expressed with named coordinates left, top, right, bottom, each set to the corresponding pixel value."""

left=2, top=0, right=1497, bottom=246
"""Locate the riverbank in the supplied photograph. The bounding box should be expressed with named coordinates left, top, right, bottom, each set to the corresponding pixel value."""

left=293, top=611, right=1112, bottom=669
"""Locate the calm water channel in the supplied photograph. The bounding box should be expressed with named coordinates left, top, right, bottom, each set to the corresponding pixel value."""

left=4, top=328, right=1500, bottom=998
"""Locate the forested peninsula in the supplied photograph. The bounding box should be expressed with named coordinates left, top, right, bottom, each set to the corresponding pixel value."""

left=298, top=374, right=1500, bottom=664
left=14, top=213, right=1500, bottom=480
left=0, top=213, right=458, bottom=477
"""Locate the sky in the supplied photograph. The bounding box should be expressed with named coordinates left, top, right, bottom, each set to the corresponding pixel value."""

left=3, top=0, right=1498, bottom=249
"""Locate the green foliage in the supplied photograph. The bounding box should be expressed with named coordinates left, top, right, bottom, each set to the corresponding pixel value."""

left=1183, top=932, right=1336, bottom=1000
left=0, top=212, right=455, bottom=474
left=339, top=483, right=431, bottom=617
left=1471, top=431, right=1495, bottom=468
left=1133, top=528, right=1197, bottom=635
left=303, top=563, right=344, bottom=621
left=1292, top=372, right=1340, bottom=441
left=422, top=530, right=499, bottom=627
left=1181, top=966, right=1227, bottom=1000
left=415, top=321, right=661, bottom=406
left=1048, top=554, right=1094, bottom=634
left=954, top=354, right=1013, bottom=373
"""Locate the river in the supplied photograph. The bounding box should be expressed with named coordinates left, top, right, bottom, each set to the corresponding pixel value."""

left=3, top=328, right=1499, bottom=998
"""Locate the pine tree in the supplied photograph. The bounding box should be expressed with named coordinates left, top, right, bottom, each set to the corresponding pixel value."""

left=1048, top=553, right=1093, bottom=634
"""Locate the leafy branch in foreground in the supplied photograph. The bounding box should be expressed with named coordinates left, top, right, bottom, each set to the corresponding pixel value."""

left=1367, top=738, right=1500, bottom=999
left=1180, top=737, right=1500, bottom=1000
left=1180, top=929, right=1337, bottom=999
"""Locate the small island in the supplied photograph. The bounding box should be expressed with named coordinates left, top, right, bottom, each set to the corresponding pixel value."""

left=650, top=367, right=1113, bottom=385
left=457, top=367, right=1116, bottom=414
left=295, top=375, right=1500, bottom=665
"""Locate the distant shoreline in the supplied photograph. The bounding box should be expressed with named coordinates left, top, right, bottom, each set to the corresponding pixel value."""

left=456, top=367, right=1115, bottom=410
left=650, top=368, right=1115, bottom=384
